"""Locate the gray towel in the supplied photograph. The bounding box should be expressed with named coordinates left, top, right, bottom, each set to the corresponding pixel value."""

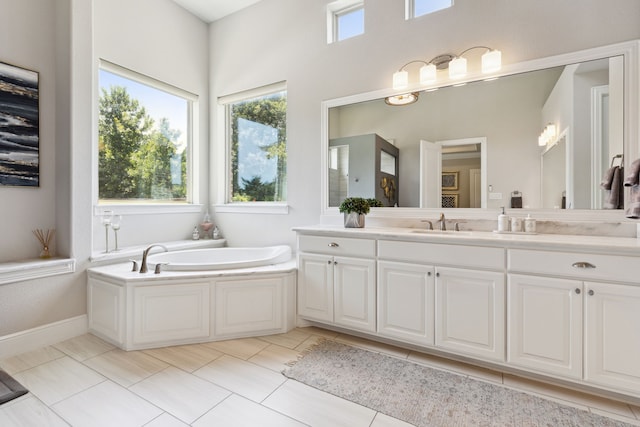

left=603, top=166, right=623, bottom=209
left=626, top=185, right=640, bottom=218
left=601, top=166, right=617, bottom=190
left=624, top=158, right=640, bottom=186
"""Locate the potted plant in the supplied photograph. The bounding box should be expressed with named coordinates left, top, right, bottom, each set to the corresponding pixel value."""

left=339, top=197, right=371, bottom=228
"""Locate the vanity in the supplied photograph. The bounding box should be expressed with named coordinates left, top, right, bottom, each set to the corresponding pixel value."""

left=294, top=225, right=640, bottom=401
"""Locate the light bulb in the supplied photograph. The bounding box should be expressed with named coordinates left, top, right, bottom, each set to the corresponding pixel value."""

left=448, top=57, right=467, bottom=79
left=392, top=70, right=409, bottom=90
left=419, top=63, right=437, bottom=85
left=482, top=49, right=502, bottom=73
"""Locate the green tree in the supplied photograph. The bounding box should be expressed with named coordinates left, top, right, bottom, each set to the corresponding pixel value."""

left=98, top=86, right=152, bottom=198
left=230, top=92, right=286, bottom=201
left=237, top=176, right=276, bottom=201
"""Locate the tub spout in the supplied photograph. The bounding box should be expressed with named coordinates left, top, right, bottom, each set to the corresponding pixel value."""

left=140, top=244, right=168, bottom=273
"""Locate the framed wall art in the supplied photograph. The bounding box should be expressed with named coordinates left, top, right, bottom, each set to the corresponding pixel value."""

left=0, top=61, right=39, bottom=187
left=442, top=171, right=459, bottom=191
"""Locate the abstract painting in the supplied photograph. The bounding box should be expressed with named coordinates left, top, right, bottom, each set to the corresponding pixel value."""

left=0, top=61, right=39, bottom=186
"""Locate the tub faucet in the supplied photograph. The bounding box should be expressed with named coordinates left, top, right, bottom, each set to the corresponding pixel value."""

left=140, top=244, right=168, bottom=273
left=438, top=213, right=446, bottom=231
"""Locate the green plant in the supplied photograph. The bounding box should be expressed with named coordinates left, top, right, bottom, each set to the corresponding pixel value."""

left=366, top=198, right=384, bottom=208
left=339, top=197, right=371, bottom=215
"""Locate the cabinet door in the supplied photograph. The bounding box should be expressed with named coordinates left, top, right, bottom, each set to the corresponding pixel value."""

left=377, top=261, right=434, bottom=346
left=585, top=281, right=640, bottom=393
left=334, top=256, right=376, bottom=332
left=297, top=253, right=334, bottom=322
left=215, top=277, right=284, bottom=336
left=508, top=274, right=582, bottom=379
left=436, top=267, right=505, bottom=361
left=132, top=283, right=209, bottom=346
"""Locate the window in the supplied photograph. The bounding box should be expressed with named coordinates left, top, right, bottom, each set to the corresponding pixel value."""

left=98, top=61, right=195, bottom=204
left=406, top=0, right=452, bottom=19
left=327, top=1, right=364, bottom=43
left=223, top=83, right=287, bottom=203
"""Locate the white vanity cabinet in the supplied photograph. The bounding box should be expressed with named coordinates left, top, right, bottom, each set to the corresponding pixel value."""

left=297, top=235, right=376, bottom=332
left=508, top=249, right=640, bottom=395
left=377, top=240, right=505, bottom=362
left=377, top=260, right=434, bottom=346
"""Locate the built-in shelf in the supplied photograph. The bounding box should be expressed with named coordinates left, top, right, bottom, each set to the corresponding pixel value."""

left=0, top=258, right=77, bottom=286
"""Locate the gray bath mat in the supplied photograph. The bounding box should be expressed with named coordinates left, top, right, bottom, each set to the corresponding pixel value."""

left=0, top=369, right=28, bottom=405
left=284, top=340, right=634, bottom=427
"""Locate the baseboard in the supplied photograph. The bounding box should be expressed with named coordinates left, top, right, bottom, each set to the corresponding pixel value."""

left=0, top=315, right=88, bottom=359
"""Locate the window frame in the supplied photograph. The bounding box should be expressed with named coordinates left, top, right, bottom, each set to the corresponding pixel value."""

left=96, top=60, right=200, bottom=215
left=405, top=0, right=453, bottom=20
left=216, top=81, right=289, bottom=215
left=327, top=0, right=365, bottom=44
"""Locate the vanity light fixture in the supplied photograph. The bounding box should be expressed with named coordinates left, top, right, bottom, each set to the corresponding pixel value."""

left=391, top=46, right=502, bottom=90
left=538, top=123, right=557, bottom=147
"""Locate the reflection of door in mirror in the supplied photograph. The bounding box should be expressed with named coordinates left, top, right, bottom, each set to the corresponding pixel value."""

left=541, top=132, right=568, bottom=209
left=328, top=134, right=399, bottom=206
left=420, top=137, right=487, bottom=208
left=328, top=145, right=349, bottom=206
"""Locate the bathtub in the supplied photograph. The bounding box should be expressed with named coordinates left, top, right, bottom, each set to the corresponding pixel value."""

left=146, top=245, right=292, bottom=271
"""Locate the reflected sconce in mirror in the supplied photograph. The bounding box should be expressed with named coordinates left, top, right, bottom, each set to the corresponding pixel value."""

left=391, top=46, right=502, bottom=91
left=384, top=92, right=420, bottom=106
left=538, top=123, right=557, bottom=147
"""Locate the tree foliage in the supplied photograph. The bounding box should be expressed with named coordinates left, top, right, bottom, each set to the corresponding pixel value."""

left=230, top=92, right=286, bottom=202
left=99, top=86, right=186, bottom=201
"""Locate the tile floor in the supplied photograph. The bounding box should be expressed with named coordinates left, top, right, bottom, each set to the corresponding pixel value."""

left=1, top=327, right=639, bottom=426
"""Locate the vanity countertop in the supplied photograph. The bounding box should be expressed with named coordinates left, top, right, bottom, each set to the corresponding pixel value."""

left=293, top=225, right=640, bottom=256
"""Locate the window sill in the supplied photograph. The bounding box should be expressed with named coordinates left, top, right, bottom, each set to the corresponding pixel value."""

left=0, top=258, right=76, bottom=286
left=214, top=203, right=289, bottom=215
left=94, top=204, right=202, bottom=216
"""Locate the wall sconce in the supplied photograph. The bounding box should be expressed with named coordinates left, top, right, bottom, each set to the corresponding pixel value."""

left=391, top=46, right=502, bottom=90
left=538, top=123, right=557, bottom=147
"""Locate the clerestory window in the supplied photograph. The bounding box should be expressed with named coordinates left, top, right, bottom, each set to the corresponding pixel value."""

left=406, top=0, right=453, bottom=19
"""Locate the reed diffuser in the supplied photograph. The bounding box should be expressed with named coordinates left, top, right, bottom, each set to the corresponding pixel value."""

left=32, top=228, right=55, bottom=258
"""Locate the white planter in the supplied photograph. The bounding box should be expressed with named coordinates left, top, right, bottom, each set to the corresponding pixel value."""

left=344, top=212, right=365, bottom=228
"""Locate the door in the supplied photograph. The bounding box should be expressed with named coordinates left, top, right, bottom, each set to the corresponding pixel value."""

left=585, top=281, right=640, bottom=393
left=378, top=261, right=435, bottom=346
left=297, top=253, right=334, bottom=322
left=470, top=168, right=481, bottom=208
left=436, top=267, right=505, bottom=361
left=508, top=274, right=583, bottom=379
left=334, top=256, right=376, bottom=332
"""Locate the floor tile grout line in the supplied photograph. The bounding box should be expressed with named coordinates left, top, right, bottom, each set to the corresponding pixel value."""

left=260, top=379, right=314, bottom=427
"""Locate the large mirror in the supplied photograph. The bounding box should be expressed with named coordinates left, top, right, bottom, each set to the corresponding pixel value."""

left=324, top=41, right=639, bottom=213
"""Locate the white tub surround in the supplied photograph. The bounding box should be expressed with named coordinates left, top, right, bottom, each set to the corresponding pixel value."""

left=294, top=225, right=640, bottom=402
left=87, top=256, right=296, bottom=351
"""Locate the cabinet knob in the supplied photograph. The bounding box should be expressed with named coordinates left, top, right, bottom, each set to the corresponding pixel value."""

left=427, top=272, right=432, bottom=277
left=327, top=260, right=332, bottom=264
left=575, top=288, right=581, bottom=294
left=334, top=261, right=338, bottom=265
left=328, top=242, right=339, bottom=247
left=572, top=261, right=596, bottom=269
left=588, top=289, right=595, bottom=296
left=436, top=272, right=440, bottom=278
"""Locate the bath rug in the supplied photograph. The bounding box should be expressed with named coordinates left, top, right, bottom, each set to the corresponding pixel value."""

left=283, top=340, right=633, bottom=427
left=0, top=369, right=28, bottom=405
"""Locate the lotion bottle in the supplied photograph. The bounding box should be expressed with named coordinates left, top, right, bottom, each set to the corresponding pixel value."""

left=498, top=207, right=509, bottom=232
left=524, top=214, right=536, bottom=233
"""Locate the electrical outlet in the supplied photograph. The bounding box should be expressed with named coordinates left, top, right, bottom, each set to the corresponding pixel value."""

left=489, top=192, right=503, bottom=200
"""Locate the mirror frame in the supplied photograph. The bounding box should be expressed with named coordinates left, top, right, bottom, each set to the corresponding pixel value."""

left=321, top=40, right=639, bottom=220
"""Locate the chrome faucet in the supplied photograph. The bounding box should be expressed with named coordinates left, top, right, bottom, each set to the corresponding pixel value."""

left=438, top=213, right=446, bottom=231
left=139, top=244, right=168, bottom=273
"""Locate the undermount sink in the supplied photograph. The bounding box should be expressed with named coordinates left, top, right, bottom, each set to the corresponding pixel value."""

left=410, top=229, right=473, bottom=235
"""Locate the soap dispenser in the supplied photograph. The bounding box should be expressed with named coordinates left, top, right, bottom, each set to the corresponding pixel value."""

left=498, top=207, right=509, bottom=232
left=524, top=214, right=536, bottom=233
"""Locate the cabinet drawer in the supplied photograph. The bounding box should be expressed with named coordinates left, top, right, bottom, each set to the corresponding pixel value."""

left=378, top=240, right=504, bottom=270
left=508, top=249, right=640, bottom=283
left=298, top=235, right=375, bottom=257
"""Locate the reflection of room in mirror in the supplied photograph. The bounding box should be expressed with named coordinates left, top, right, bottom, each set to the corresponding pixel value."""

left=327, top=53, right=625, bottom=210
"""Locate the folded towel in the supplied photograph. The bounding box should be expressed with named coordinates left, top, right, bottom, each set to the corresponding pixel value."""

left=603, top=166, right=624, bottom=209
left=626, top=186, right=640, bottom=218
left=624, top=158, right=640, bottom=186
left=601, top=166, right=617, bottom=190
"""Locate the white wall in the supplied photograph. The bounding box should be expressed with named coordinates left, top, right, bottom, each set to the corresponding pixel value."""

left=208, top=0, right=640, bottom=245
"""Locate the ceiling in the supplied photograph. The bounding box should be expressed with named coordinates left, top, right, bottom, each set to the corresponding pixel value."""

left=172, top=0, right=263, bottom=23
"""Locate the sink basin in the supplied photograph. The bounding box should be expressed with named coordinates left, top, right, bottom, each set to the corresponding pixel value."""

left=410, top=229, right=473, bottom=235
